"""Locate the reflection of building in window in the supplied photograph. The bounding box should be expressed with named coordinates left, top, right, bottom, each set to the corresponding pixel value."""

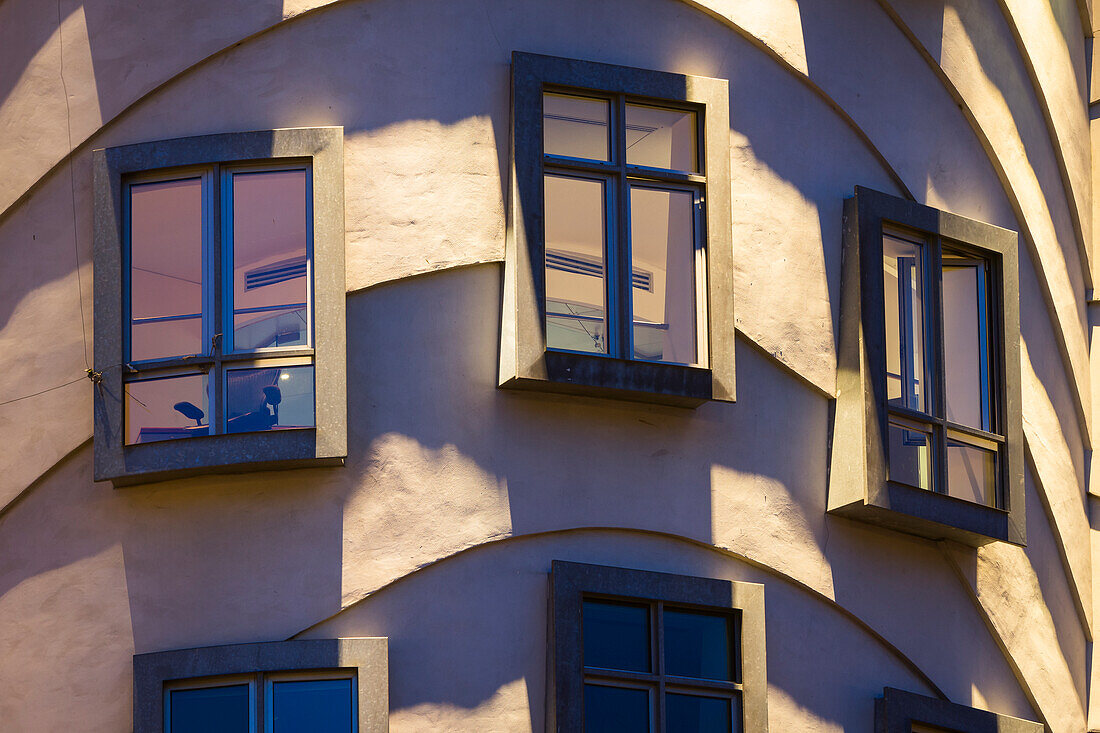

left=882, top=226, right=1000, bottom=506
left=123, top=165, right=315, bottom=444
left=542, top=93, right=704, bottom=366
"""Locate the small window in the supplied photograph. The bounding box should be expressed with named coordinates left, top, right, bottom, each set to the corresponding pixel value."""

left=93, top=128, right=347, bottom=485
left=134, top=639, right=386, bottom=733
left=829, top=187, right=1024, bottom=546
left=501, top=53, right=735, bottom=407
left=875, top=687, right=1042, bottom=732
left=551, top=561, right=767, bottom=732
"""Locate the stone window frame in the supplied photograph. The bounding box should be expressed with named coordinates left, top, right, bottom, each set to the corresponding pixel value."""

left=828, top=186, right=1024, bottom=547
left=875, top=687, right=1043, bottom=732
left=549, top=560, right=768, bottom=732
left=92, top=127, right=347, bottom=486
left=500, top=52, right=735, bottom=408
left=133, top=638, right=387, bottom=733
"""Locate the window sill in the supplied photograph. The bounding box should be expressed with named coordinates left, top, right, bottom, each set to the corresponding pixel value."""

left=499, top=350, right=715, bottom=408
left=97, top=428, right=344, bottom=487
left=829, top=481, right=1017, bottom=547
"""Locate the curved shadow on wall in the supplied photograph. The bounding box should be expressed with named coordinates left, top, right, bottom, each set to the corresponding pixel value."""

left=294, top=527, right=945, bottom=731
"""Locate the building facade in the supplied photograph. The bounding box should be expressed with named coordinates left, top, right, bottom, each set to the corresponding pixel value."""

left=0, top=0, right=1097, bottom=730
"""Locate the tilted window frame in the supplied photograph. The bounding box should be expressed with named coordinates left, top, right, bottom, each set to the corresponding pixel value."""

left=828, top=186, right=1024, bottom=547
left=875, top=687, right=1042, bottom=732
left=133, top=638, right=387, bottom=733
left=501, top=52, right=734, bottom=407
left=93, top=127, right=347, bottom=486
left=549, top=561, right=767, bottom=732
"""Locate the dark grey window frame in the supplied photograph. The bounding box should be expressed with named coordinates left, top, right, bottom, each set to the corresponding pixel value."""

left=875, top=687, right=1042, bottom=732
left=93, top=127, right=347, bottom=486
left=500, top=52, right=734, bottom=408
left=828, top=186, right=1024, bottom=546
left=133, top=638, right=387, bottom=733
left=549, top=561, right=767, bottom=732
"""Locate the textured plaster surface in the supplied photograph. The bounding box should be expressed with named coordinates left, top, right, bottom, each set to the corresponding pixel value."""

left=307, top=530, right=953, bottom=732
left=0, top=0, right=1091, bottom=730
left=1000, top=0, right=1092, bottom=266
left=1021, top=338, right=1093, bottom=633
left=945, top=475, right=1089, bottom=733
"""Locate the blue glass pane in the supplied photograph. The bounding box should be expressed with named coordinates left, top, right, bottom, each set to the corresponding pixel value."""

left=226, top=366, right=315, bottom=434
left=272, top=679, right=354, bottom=733
left=664, top=609, right=734, bottom=681
left=666, top=693, right=734, bottom=733
left=583, top=600, right=650, bottom=672
left=584, top=684, right=649, bottom=733
left=169, top=685, right=249, bottom=733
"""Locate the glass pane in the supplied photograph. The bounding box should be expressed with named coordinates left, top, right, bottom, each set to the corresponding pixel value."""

left=583, top=600, right=650, bottom=672
left=883, top=234, right=927, bottom=413
left=168, top=685, right=249, bottom=733
left=888, top=422, right=932, bottom=490
left=666, top=693, right=734, bottom=733
left=630, top=187, right=697, bottom=364
left=947, top=439, right=997, bottom=505
left=543, top=93, right=610, bottom=161
left=125, top=374, right=209, bottom=444
left=129, top=178, right=204, bottom=361
left=231, top=169, right=309, bottom=352
left=545, top=175, right=608, bottom=354
left=226, top=365, right=314, bottom=434
left=626, top=104, right=697, bottom=172
left=584, top=684, right=650, bottom=733
left=943, top=259, right=991, bottom=431
left=272, top=679, right=354, bottom=733
left=663, top=609, right=734, bottom=681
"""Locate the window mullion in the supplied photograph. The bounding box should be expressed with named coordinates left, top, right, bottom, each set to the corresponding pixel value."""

left=211, top=164, right=225, bottom=434
left=615, top=93, right=632, bottom=360
left=929, top=235, right=948, bottom=494
left=654, top=601, right=665, bottom=733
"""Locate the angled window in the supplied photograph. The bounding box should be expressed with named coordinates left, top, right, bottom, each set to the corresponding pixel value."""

left=501, top=52, right=734, bottom=407
left=829, top=187, right=1024, bottom=546
left=875, top=687, right=1042, bottom=732
left=134, top=639, right=386, bottom=733
left=550, top=561, right=767, bottom=732
left=93, top=128, right=346, bottom=485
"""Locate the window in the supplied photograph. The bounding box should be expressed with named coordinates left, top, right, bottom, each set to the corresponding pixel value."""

left=501, top=53, right=735, bottom=407
left=875, top=687, right=1042, bottom=732
left=93, top=128, right=347, bottom=485
left=550, top=561, right=767, bottom=732
left=828, top=187, right=1024, bottom=546
left=133, top=638, right=387, bottom=733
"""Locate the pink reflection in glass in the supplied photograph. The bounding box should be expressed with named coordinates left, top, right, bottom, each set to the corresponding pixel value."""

left=630, top=187, right=696, bottom=364
left=231, top=169, right=309, bottom=351
left=129, top=178, right=203, bottom=361
left=125, top=374, right=209, bottom=444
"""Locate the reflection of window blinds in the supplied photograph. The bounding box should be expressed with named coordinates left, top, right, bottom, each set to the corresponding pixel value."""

left=244, top=256, right=307, bottom=290
left=546, top=249, right=653, bottom=291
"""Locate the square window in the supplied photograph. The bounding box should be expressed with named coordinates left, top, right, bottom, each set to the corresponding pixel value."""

left=828, top=187, right=1024, bottom=546
left=501, top=52, right=735, bottom=407
left=875, top=687, right=1042, bottom=732
left=93, top=128, right=347, bottom=485
left=551, top=561, right=767, bottom=732
left=133, top=639, right=386, bottom=733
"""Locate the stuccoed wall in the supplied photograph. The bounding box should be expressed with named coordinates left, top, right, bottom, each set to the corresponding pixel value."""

left=0, top=0, right=1093, bottom=730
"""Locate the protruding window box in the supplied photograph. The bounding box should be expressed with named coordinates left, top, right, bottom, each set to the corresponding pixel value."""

left=93, top=128, right=346, bottom=486
left=500, top=52, right=734, bottom=408
left=875, top=687, right=1042, bottom=732
left=828, top=187, right=1024, bottom=547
